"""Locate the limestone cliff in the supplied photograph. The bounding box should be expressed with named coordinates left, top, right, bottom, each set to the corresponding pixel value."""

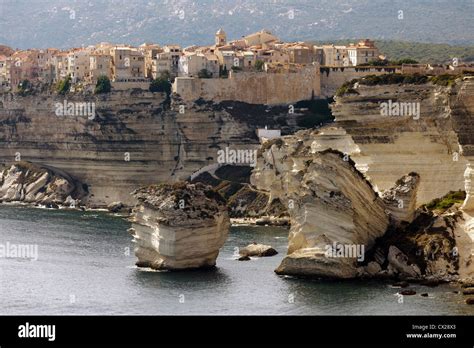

left=251, top=137, right=389, bottom=278
left=251, top=75, right=474, bottom=279
left=0, top=91, right=320, bottom=207
left=0, top=161, right=86, bottom=207
left=330, top=76, right=474, bottom=206
left=129, top=182, right=229, bottom=270
left=252, top=136, right=474, bottom=280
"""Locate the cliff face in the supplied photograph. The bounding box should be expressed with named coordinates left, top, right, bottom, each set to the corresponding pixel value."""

left=331, top=78, right=474, bottom=206
left=129, top=182, right=229, bottom=270
left=252, top=77, right=474, bottom=280
left=0, top=161, right=86, bottom=206
left=252, top=139, right=389, bottom=278
left=0, top=91, right=311, bottom=207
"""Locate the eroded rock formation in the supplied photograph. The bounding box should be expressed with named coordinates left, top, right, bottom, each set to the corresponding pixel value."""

left=0, top=161, right=86, bottom=206
left=129, top=182, right=230, bottom=270
left=331, top=77, right=474, bottom=206
left=239, top=243, right=278, bottom=257
left=252, top=79, right=474, bottom=280
left=0, top=91, right=322, bottom=207
left=381, top=173, right=420, bottom=226
left=251, top=137, right=389, bottom=278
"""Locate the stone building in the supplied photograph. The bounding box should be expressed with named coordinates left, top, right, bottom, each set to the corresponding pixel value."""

left=110, top=47, right=145, bottom=81
left=347, top=39, right=379, bottom=66
left=139, top=43, right=162, bottom=78
left=89, top=53, right=112, bottom=83
left=67, top=49, right=91, bottom=83
left=244, top=29, right=279, bottom=47
left=215, top=28, right=227, bottom=47
left=322, top=45, right=350, bottom=66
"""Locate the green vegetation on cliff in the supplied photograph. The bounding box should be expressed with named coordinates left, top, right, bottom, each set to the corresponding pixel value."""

left=424, top=191, right=466, bottom=212
left=149, top=72, right=172, bottom=95
left=17, top=79, right=32, bottom=96
left=336, top=73, right=470, bottom=96
left=56, top=76, right=71, bottom=95
left=95, top=75, right=112, bottom=94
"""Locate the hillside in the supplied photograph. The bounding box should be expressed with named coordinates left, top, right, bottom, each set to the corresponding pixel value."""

left=0, top=0, right=473, bottom=49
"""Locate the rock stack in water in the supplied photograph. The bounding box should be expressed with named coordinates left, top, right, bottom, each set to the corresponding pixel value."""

left=251, top=139, right=389, bottom=278
left=130, top=182, right=230, bottom=270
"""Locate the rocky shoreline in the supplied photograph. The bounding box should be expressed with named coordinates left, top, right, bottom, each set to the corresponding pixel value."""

left=1, top=76, right=474, bottom=289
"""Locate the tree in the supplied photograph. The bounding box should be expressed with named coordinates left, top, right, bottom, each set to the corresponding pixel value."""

left=255, top=60, right=265, bottom=71
left=391, top=58, right=419, bottom=65
left=158, top=70, right=171, bottom=81
left=149, top=76, right=171, bottom=94
left=94, top=75, right=112, bottom=94
left=197, top=68, right=212, bottom=78
left=56, top=75, right=71, bottom=95
left=219, top=65, right=228, bottom=78
left=366, top=59, right=389, bottom=66
left=17, top=79, right=32, bottom=95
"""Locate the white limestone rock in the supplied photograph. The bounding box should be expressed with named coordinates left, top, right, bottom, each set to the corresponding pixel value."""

left=239, top=243, right=277, bottom=257
left=381, top=173, right=420, bottom=226
left=387, top=246, right=422, bottom=278
left=462, top=163, right=474, bottom=212
left=0, top=162, right=85, bottom=205
left=130, top=182, right=230, bottom=270
left=252, top=140, right=389, bottom=278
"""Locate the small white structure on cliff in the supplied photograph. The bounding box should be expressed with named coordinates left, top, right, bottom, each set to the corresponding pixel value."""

left=257, top=127, right=281, bottom=142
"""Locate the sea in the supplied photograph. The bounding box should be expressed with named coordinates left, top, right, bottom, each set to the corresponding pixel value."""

left=0, top=205, right=471, bottom=315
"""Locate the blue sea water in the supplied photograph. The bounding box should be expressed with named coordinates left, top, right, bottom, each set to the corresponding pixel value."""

left=0, top=205, right=471, bottom=315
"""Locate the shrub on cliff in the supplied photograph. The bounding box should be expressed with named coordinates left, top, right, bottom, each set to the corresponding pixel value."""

left=359, top=74, right=428, bottom=86
left=17, top=79, right=32, bottom=95
left=429, top=74, right=460, bottom=87
left=366, top=59, right=389, bottom=66
left=219, top=65, right=228, bottom=78
left=424, top=191, right=466, bottom=212
left=366, top=58, right=419, bottom=66
left=392, top=58, right=419, bottom=65
left=335, top=79, right=359, bottom=96
left=94, top=75, right=111, bottom=94
left=255, top=60, right=264, bottom=72
left=56, top=75, right=71, bottom=95
left=197, top=69, right=212, bottom=78
left=149, top=77, right=171, bottom=94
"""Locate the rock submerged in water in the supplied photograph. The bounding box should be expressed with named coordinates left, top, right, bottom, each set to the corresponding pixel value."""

left=107, top=201, right=125, bottom=213
left=130, top=182, right=230, bottom=271
left=239, top=243, right=278, bottom=257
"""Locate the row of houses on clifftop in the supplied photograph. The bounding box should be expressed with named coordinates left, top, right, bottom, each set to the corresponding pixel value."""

left=0, top=29, right=389, bottom=92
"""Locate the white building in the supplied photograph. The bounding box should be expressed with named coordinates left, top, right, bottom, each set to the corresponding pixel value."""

left=257, top=127, right=281, bottom=142
left=178, top=53, right=219, bottom=78
left=347, top=39, right=379, bottom=66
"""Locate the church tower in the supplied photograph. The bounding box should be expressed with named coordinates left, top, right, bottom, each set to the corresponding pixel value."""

left=215, top=28, right=227, bottom=47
